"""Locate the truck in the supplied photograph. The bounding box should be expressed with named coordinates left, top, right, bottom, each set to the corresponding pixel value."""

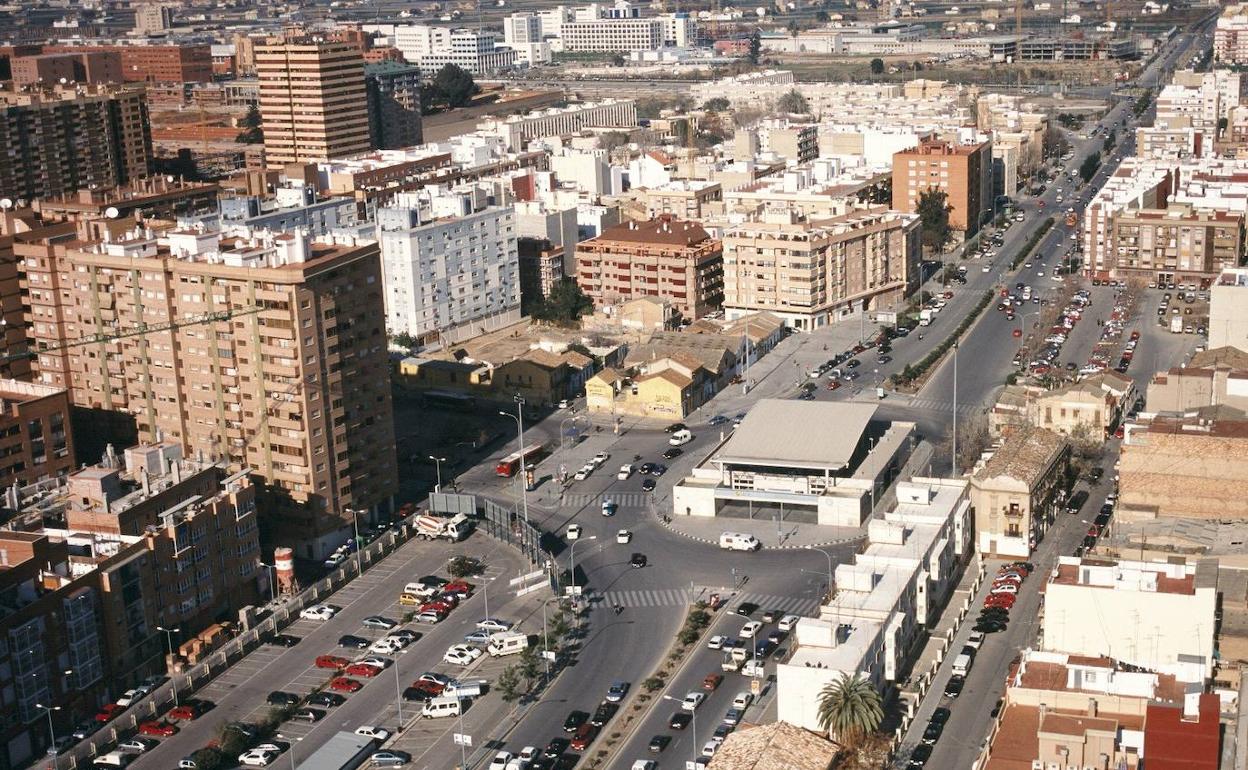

left=721, top=647, right=747, bottom=671
left=919, top=308, right=935, bottom=326
left=1170, top=316, right=1184, bottom=334
left=414, top=513, right=473, bottom=542
left=487, top=632, right=530, bottom=657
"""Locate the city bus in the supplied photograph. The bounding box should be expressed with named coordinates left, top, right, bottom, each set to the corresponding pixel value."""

left=494, top=444, right=545, bottom=478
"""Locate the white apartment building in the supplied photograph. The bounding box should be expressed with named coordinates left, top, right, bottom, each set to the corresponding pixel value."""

left=1136, top=125, right=1205, bottom=159
left=476, top=100, right=637, bottom=151
left=1155, top=69, right=1243, bottom=132
left=690, top=69, right=796, bottom=107
left=776, top=478, right=972, bottom=730
left=380, top=25, right=517, bottom=74
left=502, top=13, right=552, bottom=64
left=1042, top=556, right=1218, bottom=684
left=1215, top=3, right=1248, bottom=64
left=1210, top=266, right=1248, bottom=349
left=558, top=17, right=664, bottom=51
left=377, top=186, right=521, bottom=344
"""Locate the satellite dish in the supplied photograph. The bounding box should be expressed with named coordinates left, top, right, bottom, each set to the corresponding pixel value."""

left=104, top=206, right=120, bottom=219
left=0, top=199, right=11, bottom=210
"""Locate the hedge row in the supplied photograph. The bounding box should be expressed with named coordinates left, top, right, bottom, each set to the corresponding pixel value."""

left=893, top=290, right=994, bottom=387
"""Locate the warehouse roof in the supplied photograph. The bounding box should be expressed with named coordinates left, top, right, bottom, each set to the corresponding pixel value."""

left=707, top=721, right=840, bottom=770
left=716, top=400, right=876, bottom=470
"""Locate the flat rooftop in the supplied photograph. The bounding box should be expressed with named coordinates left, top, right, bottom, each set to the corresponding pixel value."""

left=716, top=400, right=877, bottom=471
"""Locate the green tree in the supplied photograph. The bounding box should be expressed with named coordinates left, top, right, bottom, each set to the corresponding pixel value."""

left=747, top=30, right=762, bottom=65
left=390, top=331, right=416, bottom=348
left=610, top=52, right=626, bottom=67
left=869, top=57, right=885, bottom=75
left=815, top=9, right=830, bottom=21
left=702, top=97, right=730, bottom=112
left=532, top=279, right=593, bottom=326
left=431, top=63, right=480, bottom=108
left=496, top=665, right=522, bottom=702
left=236, top=103, right=263, bottom=144
left=1079, top=151, right=1101, bottom=184
left=1219, top=116, right=1229, bottom=135
left=816, top=672, right=884, bottom=746
left=916, top=189, right=952, bottom=252
left=518, top=645, right=542, bottom=681
left=775, top=89, right=809, bottom=114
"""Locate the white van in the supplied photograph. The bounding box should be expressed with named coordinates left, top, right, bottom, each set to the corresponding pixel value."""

left=443, top=679, right=485, bottom=698
left=94, top=752, right=134, bottom=768
left=951, top=652, right=973, bottom=677
left=421, top=696, right=463, bottom=718
left=487, top=632, right=530, bottom=657
left=719, top=532, right=761, bottom=552
left=403, top=582, right=437, bottom=598
left=669, top=429, right=693, bottom=446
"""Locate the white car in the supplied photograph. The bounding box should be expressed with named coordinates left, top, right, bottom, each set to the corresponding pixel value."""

left=592, top=452, right=609, bottom=466
left=369, top=638, right=404, bottom=655
left=681, top=691, right=706, bottom=711
left=444, top=644, right=484, bottom=666
left=617, top=464, right=632, bottom=480
left=732, top=691, right=754, bottom=710
left=739, top=621, right=763, bottom=638
left=573, top=465, right=593, bottom=481
left=355, top=725, right=392, bottom=741
left=616, top=529, right=632, bottom=544
left=966, top=631, right=986, bottom=650
left=777, top=614, right=800, bottom=632
left=707, top=635, right=726, bottom=650
left=567, top=524, right=583, bottom=540
left=476, top=618, right=514, bottom=633
left=115, top=689, right=145, bottom=707
left=356, top=656, right=392, bottom=669
left=701, top=740, right=719, bottom=758
left=990, top=584, right=1018, bottom=595
left=238, top=749, right=278, bottom=767
left=601, top=499, right=617, bottom=516
left=300, top=604, right=336, bottom=621
left=489, top=752, right=514, bottom=770
left=117, top=739, right=155, bottom=753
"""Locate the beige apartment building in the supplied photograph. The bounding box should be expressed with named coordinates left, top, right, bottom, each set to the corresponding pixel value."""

left=1211, top=268, right=1248, bottom=350
left=1104, top=205, right=1244, bottom=284
left=255, top=37, right=371, bottom=167
left=0, top=379, right=75, bottom=489
left=17, top=223, right=396, bottom=557
left=1146, top=346, right=1248, bottom=412
left=892, top=139, right=992, bottom=236
left=575, top=216, right=724, bottom=321
left=991, top=371, right=1137, bottom=439
left=970, top=427, right=1069, bottom=557
left=721, top=207, right=920, bottom=331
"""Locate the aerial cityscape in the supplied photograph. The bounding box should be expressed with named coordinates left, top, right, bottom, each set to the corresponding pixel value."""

left=0, top=0, right=1244, bottom=768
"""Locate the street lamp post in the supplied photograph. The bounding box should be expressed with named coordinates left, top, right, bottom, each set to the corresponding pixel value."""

left=276, top=734, right=302, bottom=770
left=258, top=561, right=277, bottom=604
left=393, top=649, right=407, bottom=727
left=348, top=507, right=364, bottom=574
left=804, top=546, right=835, bottom=599
left=156, top=627, right=181, bottom=706
left=558, top=415, right=584, bottom=453
left=661, top=694, right=696, bottom=767
left=499, top=395, right=531, bottom=531
left=35, top=702, right=61, bottom=769
left=428, top=456, right=447, bottom=494
left=568, top=536, right=598, bottom=594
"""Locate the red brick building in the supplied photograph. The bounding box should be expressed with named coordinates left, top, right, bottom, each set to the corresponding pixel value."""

left=45, top=43, right=213, bottom=83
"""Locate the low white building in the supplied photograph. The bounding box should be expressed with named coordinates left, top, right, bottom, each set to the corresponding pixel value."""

left=369, top=24, right=518, bottom=74
left=671, top=400, right=916, bottom=527
left=377, top=185, right=521, bottom=344
left=775, top=477, right=973, bottom=730
left=476, top=100, right=637, bottom=152
left=1042, top=556, right=1218, bottom=684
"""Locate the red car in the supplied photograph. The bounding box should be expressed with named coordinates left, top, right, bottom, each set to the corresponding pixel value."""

left=344, top=663, right=382, bottom=678
left=406, top=681, right=443, bottom=698
left=420, top=601, right=453, bottom=615
left=432, top=592, right=460, bottom=608
left=137, top=720, right=179, bottom=737
left=315, top=655, right=350, bottom=670
left=168, top=702, right=206, bottom=721
left=329, top=677, right=364, bottom=693
left=442, top=581, right=474, bottom=598
left=826, top=380, right=841, bottom=391
left=984, top=595, right=1016, bottom=610
left=94, top=703, right=125, bottom=723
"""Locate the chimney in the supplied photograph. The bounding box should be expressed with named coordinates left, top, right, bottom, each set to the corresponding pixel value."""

left=140, top=467, right=150, bottom=497
left=1087, top=698, right=1097, bottom=717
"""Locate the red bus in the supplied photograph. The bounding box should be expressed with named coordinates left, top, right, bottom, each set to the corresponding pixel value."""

left=495, top=444, right=544, bottom=478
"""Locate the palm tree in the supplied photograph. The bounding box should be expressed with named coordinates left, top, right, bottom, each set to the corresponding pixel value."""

left=816, top=672, right=883, bottom=746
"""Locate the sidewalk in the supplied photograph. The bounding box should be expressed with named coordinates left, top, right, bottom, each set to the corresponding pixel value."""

left=654, top=504, right=866, bottom=550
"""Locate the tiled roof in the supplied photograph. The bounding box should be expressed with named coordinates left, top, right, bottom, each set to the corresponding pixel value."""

left=707, top=721, right=840, bottom=770
left=635, top=368, right=693, bottom=389
left=1189, top=345, right=1248, bottom=370
left=973, top=427, right=1067, bottom=487
left=594, top=216, right=714, bottom=247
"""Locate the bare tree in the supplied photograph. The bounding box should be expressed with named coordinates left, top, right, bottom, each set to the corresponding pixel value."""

left=936, top=411, right=992, bottom=474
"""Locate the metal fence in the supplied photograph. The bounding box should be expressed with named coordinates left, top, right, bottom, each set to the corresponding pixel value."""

left=56, top=518, right=425, bottom=770
left=480, top=498, right=545, bottom=566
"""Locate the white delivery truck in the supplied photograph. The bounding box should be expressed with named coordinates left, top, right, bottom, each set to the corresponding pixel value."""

left=951, top=652, right=973, bottom=677
left=669, top=429, right=693, bottom=446
left=487, top=632, right=530, bottom=657
left=414, top=513, right=473, bottom=542
left=919, top=309, right=935, bottom=326
left=421, top=696, right=464, bottom=718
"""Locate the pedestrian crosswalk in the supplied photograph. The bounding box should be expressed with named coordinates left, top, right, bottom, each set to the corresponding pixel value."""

left=901, top=397, right=985, bottom=416
left=560, top=491, right=654, bottom=509
left=591, top=588, right=821, bottom=617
